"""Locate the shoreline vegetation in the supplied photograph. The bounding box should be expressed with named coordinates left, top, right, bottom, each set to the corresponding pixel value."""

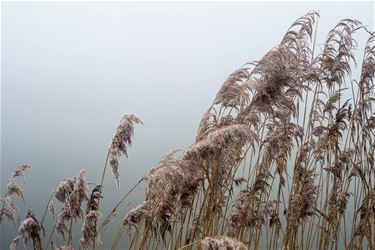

left=1, top=11, right=375, bottom=250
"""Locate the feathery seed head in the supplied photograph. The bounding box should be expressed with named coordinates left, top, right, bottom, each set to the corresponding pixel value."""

left=109, top=114, right=143, bottom=188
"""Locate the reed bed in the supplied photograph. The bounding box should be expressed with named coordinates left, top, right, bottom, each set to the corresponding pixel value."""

left=1, top=11, right=374, bottom=250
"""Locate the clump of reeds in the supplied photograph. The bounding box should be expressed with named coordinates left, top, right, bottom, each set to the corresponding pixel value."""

left=4, top=11, right=375, bottom=250
left=116, top=11, right=374, bottom=250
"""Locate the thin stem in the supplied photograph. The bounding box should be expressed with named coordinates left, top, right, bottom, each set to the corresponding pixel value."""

left=98, top=179, right=142, bottom=232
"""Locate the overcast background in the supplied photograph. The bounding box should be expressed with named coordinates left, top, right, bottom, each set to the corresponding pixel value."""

left=1, top=1, right=374, bottom=249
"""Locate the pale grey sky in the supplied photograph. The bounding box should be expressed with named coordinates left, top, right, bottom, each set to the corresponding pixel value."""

left=1, top=1, right=373, bottom=248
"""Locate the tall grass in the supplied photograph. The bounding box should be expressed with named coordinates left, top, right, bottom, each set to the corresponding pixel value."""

left=1, top=11, right=374, bottom=250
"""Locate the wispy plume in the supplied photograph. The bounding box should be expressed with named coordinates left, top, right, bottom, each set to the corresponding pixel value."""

left=0, top=164, right=31, bottom=224
left=54, top=170, right=89, bottom=238
left=80, top=185, right=103, bottom=249
left=80, top=210, right=101, bottom=249
left=108, top=114, right=143, bottom=188
left=11, top=209, right=42, bottom=250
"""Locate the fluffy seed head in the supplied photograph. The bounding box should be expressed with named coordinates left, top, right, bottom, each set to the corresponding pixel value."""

left=108, top=114, right=143, bottom=188
left=80, top=210, right=102, bottom=249
left=200, top=236, right=247, bottom=250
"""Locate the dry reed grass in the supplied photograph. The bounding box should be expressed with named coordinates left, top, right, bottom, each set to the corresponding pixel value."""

left=1, top=11, right=374, bottom=250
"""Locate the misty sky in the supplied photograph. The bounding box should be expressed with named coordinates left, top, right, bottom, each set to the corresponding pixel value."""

left=1, top=1, right=374, bottom=249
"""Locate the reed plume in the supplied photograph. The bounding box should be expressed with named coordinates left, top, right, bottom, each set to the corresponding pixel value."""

left=54, top=170, right=89, bottom=238
left=108, top=114, right=143, bottom=188
left=200, top=236, right=247, bottom=250
left=80, top=210, right=101, bottom=249
left=0, top=164, right=31, bottom=225
left=11, top=209, right=42, bottom=250
left=80, top=185, right=103, bottom=249
left=227, top=189, right=274, bottom=237
left=51, top=242, right=74, bottom=250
